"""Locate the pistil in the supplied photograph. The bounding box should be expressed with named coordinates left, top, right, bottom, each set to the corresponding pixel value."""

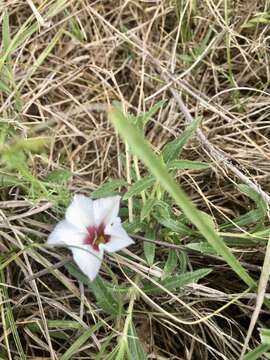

left=84, top=223, right=110, bottom=250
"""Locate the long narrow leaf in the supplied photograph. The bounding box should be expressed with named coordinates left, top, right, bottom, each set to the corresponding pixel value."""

left=162, top=117, right=200, bottom=163
left=65, top=263, right=121, bottom=315
left=143, top=269, right=212, bottom=295
left=243, top=343, right=270, bottom=360
left=0, top=271, right=26, bottom=360
left=108, top=105, right=256, bottom=288
left=127, top=322, right=147, bottom=360
left=60, top=322, right=104, bottom=360
left=123, top=176, right=155, bottom=200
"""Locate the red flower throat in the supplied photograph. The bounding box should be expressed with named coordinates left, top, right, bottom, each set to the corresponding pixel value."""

left=83, top=223, right=110, bottom=251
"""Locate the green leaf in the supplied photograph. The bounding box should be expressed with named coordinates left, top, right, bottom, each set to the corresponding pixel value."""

left=27, top=320, right=85, bottom=332
left=89, top=276, right=122, bottom=315
left=106, top=344, right=124, bottom=360
left=163, top=249, right=178, bottom=277
left=243, top=344, right=270, bottom=360
left=0, top=271, right=26, bottom=360
left=60, top=322, right=104, bottom=360
left=65, top=264, right=121, bottom=315
left=109, top=105, right=256, bottom=288
left=13, top=137, right=48, bottom=152
left=140, top=198, right=156, bottom=221
left=47, top=0, right=69, bottom=19
left=144, top=241, right=155, bottom=266
left=168, top=159, right=209, bottom=170
left=96, top=333, right=115, bottom=360
left=220, top=210, right=266, bottom=230
left=198, top=210, right=216, bottom=230
left=123, top=219, right=144, bottom=234
left=123, top=176, right=155, bottom=200
left=68, top=17, right=86, bottom=42
left=238, top=184, right=267, bottom=220
left=3, top=12, right=11, bottom=54
left=129, top=100, right=166, bottom=132
left=0, top=79, right=11, bottom=94
left=261, top=329, right=270, bottom=345
left=143, top=268, right=212, bottom=295
left=186, top=242, right=217, bottom=254
left=0, top=174, right=26, bottom=188
left=162, top=117, right=201, bottom=163
left=143, top=228, right=156, bottom=266
left=127, top=322, right=147, bottom=360
left=46, top=169, right=72, bottom=183
left=91, top=179, right=127, bottom=198
left=158, top=217, right=192, bottom=235
left=0, top=1, right=68, bottom=73
left=2, top=11, right=12, bottom=73
left=236, top=210, right=264, bottom=227
left=2, top=149, right=27, bottom=171
left=0, top=22, right=37, bottom=73
left=241, top=13, right=270, bottom=28
left=178, top=54, right=194, bottom=64
left=153, top=200, right=172, bottom=220
left=179, top=251, right=188, bottom=273
left=239, top=184, right=263, bottom=203
left=1, top=148, right=44, bottom=196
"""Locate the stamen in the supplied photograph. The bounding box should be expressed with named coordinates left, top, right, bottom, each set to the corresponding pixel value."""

left=84, top=223, right=110, bottom=251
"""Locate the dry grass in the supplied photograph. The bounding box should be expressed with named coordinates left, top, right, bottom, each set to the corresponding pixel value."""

left=0, top=0, right=270, bottom=359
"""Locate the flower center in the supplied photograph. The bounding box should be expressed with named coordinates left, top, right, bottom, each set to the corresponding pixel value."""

left=84, top=223, right=110, bottom=251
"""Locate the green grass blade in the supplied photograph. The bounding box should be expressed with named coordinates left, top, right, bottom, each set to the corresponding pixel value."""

left=243, top=344, right=270, bottom=360
left=46, top=0, right=68, bottom=18
left=168, top=159, right=210, bottom=170
left=0, top=21, right=36, bottom=72
left=91, top=179, right=127, bottom=198
left=162, top=117, right=200, bottom=163
left=27, top=319, right=85, bottom=332
left=261, top=329, right=270, bottom=344
left=2, top=12, right=11, bottom=65
left=143, top=268, right=212, bottom=295
left=0, top=79, right=11, bottom=94
left=59, top=321, right=104, bottom=360
left=108, top=105, right=256, bottom=288
left=96, top=333, right=115, bottom=360
left=123, top=176, right=155, bottom=200
left=28, top=28, right=63, bottom=79
left=0, top=271, right=26, bottom=360
left=127, top=322, right=147, bottom=360
left=0, top=1, right=67, bottom=72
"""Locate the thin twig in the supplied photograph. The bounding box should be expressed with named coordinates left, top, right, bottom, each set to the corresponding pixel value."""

left=24, top=233, right=261, bottom=284
left=133, top=235, right=261, bottom=272
left=22, top=256, right=72, bottom=283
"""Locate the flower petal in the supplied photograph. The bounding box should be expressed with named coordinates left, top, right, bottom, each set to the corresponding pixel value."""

left=102, top=219, right=134, bottom=253
left=65, top=194, right=94, bottom=230
left=71, top=245, right=103, bottom=281
left=47, top=220, right=86, bottom=247
left=93, top=195, right=121, bottom=227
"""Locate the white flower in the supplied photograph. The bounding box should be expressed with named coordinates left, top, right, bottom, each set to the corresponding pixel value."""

left=47, top=194, right=134, bottom=280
